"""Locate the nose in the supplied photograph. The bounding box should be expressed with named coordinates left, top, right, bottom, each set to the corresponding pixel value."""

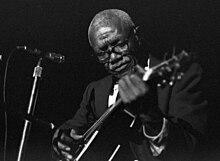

left=109, top=52, right=123, bottom=64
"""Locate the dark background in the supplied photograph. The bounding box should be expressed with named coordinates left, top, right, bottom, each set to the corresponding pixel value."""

left=0, top=0, right=219, bottom=161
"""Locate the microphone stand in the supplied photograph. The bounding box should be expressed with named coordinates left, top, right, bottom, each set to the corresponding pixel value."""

left=16, top=57, right=44, bottom=161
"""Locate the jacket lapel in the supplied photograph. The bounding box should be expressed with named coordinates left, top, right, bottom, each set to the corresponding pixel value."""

left=95, top=75, right=114, bottom=117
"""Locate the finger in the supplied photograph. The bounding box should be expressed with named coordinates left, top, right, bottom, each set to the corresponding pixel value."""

left=53, top=129, right=60, bottom=139
left=130, top=74, right=149, bottom=95
left=119, top=83, right=130, bottom=103
left=120, top=75, right=146, bottom=99
left=135, top=64, right=146, bottom=74
left=123, top=75, right=141, bottom=97
left=70, top=129, right=83, bottom=140
left=58, top=141, right=71, bottom=151
left=119, top=76, right=135, bottom=103
left=61, top=133, right=73, bottom=143
left=51, top=146, right=64, bottom=161
left=52, top=144, right=61, bottom=156
left=61, top=151, right=73, bottom=160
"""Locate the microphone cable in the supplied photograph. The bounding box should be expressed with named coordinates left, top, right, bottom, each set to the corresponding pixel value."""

left=2, top=46, right=61, bottom=161
left=2, top=47, right=17, bottom=161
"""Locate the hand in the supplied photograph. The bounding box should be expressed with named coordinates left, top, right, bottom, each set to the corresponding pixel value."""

left=118, top=65, right=149, bottom=104
left=52, top=128, right=83, bottom=161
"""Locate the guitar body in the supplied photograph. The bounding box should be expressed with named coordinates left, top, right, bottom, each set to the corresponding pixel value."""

left=72, top=110, right=137, bottom=161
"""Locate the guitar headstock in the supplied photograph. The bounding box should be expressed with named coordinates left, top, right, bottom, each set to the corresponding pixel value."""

left=142, top=50, right=191, bottom=87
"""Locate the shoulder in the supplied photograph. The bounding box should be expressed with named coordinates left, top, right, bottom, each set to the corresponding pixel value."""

left=86, top=75, right=113, bottom=89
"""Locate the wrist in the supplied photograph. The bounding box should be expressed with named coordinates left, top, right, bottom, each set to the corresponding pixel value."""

left=139, top=113, right=164, bottom=136
left=143, top=118, right=166, bottom=138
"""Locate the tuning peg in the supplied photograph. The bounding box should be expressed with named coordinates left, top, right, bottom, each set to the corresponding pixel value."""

left=177, top=72, right=184, bottom=80
left=170, top=75, right=175, bottom=81
left=174, top=63, right=180, bottom=68
left=162, top=79, right=167, bottom=84
left=177, top=75, right=181, bottom=80
left=169, top=81, right=174, bottom=86
left=157, top=83, right=162, bottom=87
left=158, top=71, right=163, bottom=76
left=161, top=67, right=165, bottom=71
left=165, top=66, right=172, bottom=72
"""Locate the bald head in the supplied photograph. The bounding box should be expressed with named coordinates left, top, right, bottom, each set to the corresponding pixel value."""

left=88, top=9, right=135, bottom=47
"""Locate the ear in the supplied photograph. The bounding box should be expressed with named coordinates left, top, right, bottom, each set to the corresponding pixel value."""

left=133, top=26, right=141, bottom=46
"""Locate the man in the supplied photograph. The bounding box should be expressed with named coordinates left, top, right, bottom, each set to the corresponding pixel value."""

left=51, top=9, right=207, bottom=161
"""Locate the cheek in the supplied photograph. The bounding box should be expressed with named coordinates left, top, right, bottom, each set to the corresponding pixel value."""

left=104, top=63, right=110, bottom=69
left=124, top=56, right=131, bottom=61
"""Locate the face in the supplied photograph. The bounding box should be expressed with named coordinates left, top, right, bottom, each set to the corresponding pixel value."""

left=92, top=26, right=136, bottom=78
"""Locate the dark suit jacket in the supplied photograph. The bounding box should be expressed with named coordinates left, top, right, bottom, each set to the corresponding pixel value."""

left=60, top=55, right=207, bottom=161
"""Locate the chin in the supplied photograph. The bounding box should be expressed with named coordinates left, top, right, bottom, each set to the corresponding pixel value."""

left=114, top=70, right=131, bottom=78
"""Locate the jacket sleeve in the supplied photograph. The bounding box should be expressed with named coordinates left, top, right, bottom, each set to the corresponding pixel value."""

left=161, top=62, right=207, bottom=160
left=132, top=62, right=207, bottom=161
left=59, top=82, right=97, bottom=134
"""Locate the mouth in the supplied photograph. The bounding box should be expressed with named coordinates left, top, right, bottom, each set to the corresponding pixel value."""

left=114, top=62, right=129, bottom=71
left=106, top=55, right=135, bottom=76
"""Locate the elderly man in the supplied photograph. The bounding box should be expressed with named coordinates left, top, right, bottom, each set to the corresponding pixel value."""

left=51, top=9, right=207, bottom=161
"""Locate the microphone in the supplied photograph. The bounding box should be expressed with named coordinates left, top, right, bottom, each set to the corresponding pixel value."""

left=16, top=46, right=65, bottom=63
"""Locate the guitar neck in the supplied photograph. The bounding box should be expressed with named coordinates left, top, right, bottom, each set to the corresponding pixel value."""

left=83, top=98, right=122, bottom=141
left=81, top=50, right=189, bottom=142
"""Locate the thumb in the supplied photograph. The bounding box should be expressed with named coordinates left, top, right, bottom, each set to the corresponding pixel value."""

left=52, top=128, right=60, bottom=140
left=70, top=129, right=83, bottom=140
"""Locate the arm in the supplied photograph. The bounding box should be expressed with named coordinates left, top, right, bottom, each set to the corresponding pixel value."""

left=158, top=62, right=207, bottom=160
left=119, top=62, right=207, bottom=160
left=51, top=83, right=97, bottom=161
left=60, top=83, right=96, bottom=133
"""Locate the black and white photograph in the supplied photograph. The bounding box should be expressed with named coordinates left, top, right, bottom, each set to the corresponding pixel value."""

left=0, top=0, right=219, bottom=161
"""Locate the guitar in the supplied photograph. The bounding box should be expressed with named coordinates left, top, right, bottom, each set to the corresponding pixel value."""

left=64, top=50, right=190, bottom=161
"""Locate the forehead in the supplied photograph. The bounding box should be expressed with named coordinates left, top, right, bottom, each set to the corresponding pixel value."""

left=93, top=26, right=127, bottom=50
left=96, top=27, right=116, bottom=37
left=95, top=26, right=119, bottom=41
